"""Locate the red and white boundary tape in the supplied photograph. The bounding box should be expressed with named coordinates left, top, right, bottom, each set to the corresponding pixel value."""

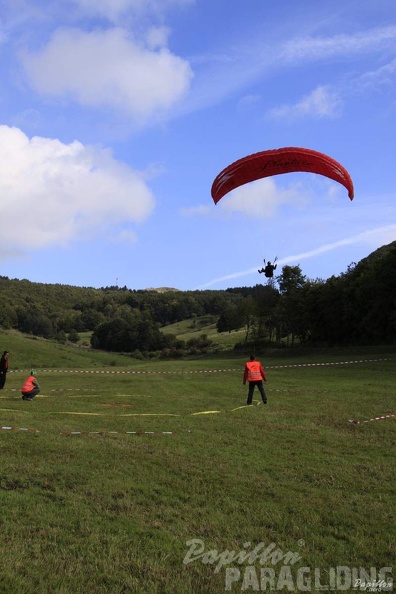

left=348, top=413, right=396, bottom=425
left=1, top=388, right=96, bottom=393
left=8, top=357, right=396, bottom=375
left=62, top=430, right=179, bottom=436
left=0, top=425, right=38, bottom=433
left=0, top=424, right=181, bottom=436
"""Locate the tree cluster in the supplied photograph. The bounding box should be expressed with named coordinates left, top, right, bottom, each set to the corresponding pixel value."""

left=0, top=241, right=395, bottom=354
left=0, top=278, right=239, bottom=355
left=218, top=242, right=396, bottom=348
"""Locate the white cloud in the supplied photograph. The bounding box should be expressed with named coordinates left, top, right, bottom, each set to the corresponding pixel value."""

left=21, top=27, right=194, bottom=123
left=182, top=178, right=321, bottom=220
left=280, top=26, right=396, bottom=64
left=268, top=85, right=342, bottom=120
left=71, top=0, right=194, bottom=22
left=180, top=179, right=305, bottom=220
left=73, top=0, right=141, bottom=21
left=216, top=178, right=311, bottom=219
left=0, top=125, right=155, bottom=257
left=145, top=26, right=170, bottom=50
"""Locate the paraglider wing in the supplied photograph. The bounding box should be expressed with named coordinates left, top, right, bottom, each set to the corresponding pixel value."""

left=211, top=147, right=354, bottom=204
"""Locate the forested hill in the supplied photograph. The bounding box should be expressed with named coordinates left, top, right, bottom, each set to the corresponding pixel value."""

left=0, top=241, right=395, bottom=352
left=0, top=276, right=241, bottom=342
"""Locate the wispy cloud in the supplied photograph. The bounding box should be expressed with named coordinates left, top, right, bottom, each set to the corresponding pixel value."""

left=181, top=25, right=396, bottom=117
left=353, top=57, right=396, bottom=91
left=267, top=52, right=396, bottom=122
left=276, top=225, right=396, bottom=265
left=267, top=85, right=343, bottom=120
left=197, top=225, right=396, bottom=289
left=280, top=26, right=396, bottom=64
left=71, top=0, right=194, bottom=23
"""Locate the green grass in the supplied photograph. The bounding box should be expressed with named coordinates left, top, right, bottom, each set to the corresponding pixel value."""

left=0, top=347, right=395, bottom=593
left=161, top=316, right=246, bottom=349
left=0, top=329, right=133, bottom=369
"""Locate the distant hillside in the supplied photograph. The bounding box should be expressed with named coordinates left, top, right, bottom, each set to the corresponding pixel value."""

left=0, top=329, right=133, bottom=370
left=160, top=315, right=246, bottom=349
left=0, top=241, right=395, bottom=354
left=144, top=287, right=181, bottom=293
left=0, top=275, right=241, bottom=351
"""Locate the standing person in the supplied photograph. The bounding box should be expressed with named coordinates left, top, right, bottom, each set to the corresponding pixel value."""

left=0, top=350, right=9, bottom=389
left=243, top=355, right=268, bottom=405
left=21, top=370, right=40, bottom=401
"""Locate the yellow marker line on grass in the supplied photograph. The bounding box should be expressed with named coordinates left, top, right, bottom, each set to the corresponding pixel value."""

left=231, top=405, right=252, bottom=411
left=190, top=410, right=222, bottom=415
left=120, top=413, right=180, bottom=417
left=231, top=401, right=261, bottom=411
left=8, top=404, right=265, bottom=418
left=53, top=412, right=104, bottom=416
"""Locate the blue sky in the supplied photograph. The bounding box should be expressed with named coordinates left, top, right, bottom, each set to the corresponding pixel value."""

left=0, top=0, right=395, bottom=290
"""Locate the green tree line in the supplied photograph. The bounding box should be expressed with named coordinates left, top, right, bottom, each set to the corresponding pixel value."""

left=1, top=241, right=395, bottom=354
left=0, top=277, right=240, bottom=354
left=220, top=242, right=396, bottom=348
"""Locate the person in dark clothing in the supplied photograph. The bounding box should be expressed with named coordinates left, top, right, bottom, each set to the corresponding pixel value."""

left=258, top=261, right=277, bottom=278
left=243, top=355, right=268, bottom=405
left=0, top=351, right=9, bottom=389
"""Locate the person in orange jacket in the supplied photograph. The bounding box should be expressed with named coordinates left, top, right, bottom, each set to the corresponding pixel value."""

left=21, top=370, right=41, bottom=401
left=243, top=355, right=268, bottom=405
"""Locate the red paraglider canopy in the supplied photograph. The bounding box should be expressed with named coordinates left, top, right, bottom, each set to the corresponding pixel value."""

left=211, top=147, right=354, bottom=204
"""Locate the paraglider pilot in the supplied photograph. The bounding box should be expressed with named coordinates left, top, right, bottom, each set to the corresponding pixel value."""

left=258, top=260, right=277, bottom=278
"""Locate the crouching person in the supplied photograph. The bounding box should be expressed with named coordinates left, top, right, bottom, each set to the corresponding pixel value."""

left=21, top=370, right=40, bottom=401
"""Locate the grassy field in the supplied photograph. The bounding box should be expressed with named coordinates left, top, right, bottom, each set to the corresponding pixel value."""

left=0, top=329, right=133, bottom=369
left=161, top=316, right=247, bottom=350
left=0, top=334, right=395, bottom=593
left=77, top=315, right=246, bottom=351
